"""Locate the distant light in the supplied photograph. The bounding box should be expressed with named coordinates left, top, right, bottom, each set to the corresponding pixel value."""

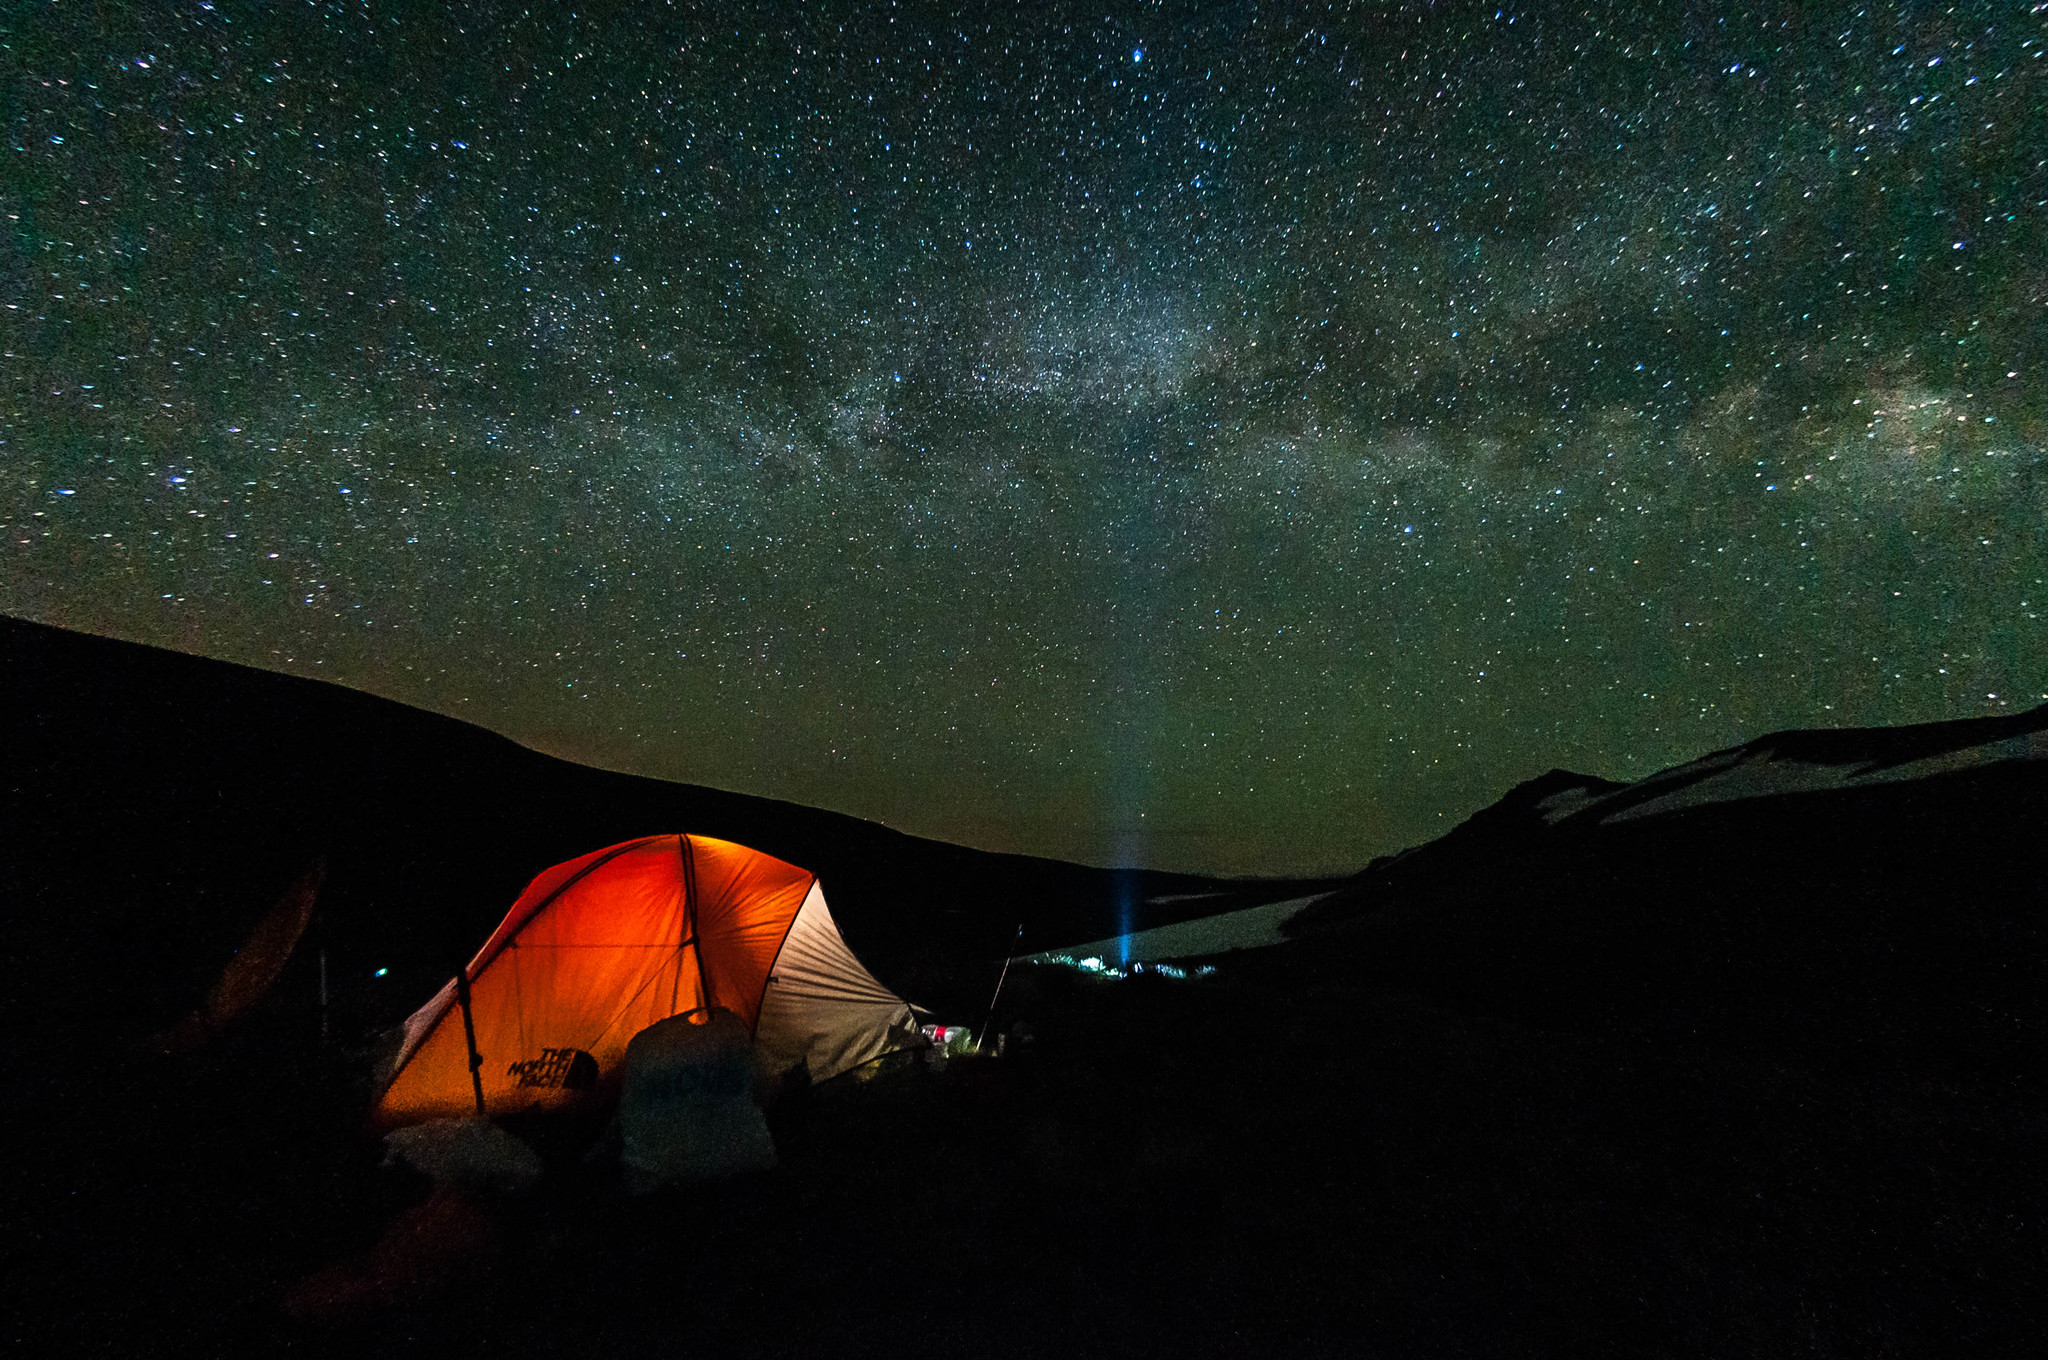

left=55, top=488, right=74, bottom=495
left=1132, top=47, right=1143, bottom=63
left=374, top=967, right=388, bottom=978
left=1039, top=954, right=1209, bottom=983
left=1403, top=525, right=1414, bottom=533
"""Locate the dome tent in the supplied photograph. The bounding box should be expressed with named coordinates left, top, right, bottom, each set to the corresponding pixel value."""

left=372, top=835, right=920, bottom=1129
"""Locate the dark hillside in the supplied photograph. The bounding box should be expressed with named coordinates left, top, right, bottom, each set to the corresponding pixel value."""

left=1286, top=704, right=2048, bottom=1076
left=5, top=616, right=2041, bottom=1356
left=0, top=615, right=1324, bottom=1051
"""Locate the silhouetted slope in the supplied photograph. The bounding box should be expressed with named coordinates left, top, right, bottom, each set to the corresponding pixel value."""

left=1286, top=704, right=2048, bottom=1076
left=0, top=616, right=1325, bottom=1046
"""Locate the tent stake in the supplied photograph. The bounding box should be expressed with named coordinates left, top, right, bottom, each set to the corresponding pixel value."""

left=455, top=970, right=487, bottom=1117
left=976, top=924, right=1023, bottom=1054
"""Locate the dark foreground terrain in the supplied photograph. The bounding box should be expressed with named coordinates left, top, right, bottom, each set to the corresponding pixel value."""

left=5, top=618, right=2044, bottom=1356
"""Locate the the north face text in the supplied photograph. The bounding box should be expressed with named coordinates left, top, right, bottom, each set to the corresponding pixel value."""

left=507, top=1047, right=599, bottom=1091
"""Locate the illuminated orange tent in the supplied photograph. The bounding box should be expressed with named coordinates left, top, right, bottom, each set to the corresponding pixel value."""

left=372, top=835, right=919, bottom=1130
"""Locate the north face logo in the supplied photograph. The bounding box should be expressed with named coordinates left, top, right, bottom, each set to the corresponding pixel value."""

left=507, top=1047, right=599, bottom=1091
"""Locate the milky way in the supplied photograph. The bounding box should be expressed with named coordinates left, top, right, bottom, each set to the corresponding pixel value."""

left=6, top=2, right=2045, bottom=872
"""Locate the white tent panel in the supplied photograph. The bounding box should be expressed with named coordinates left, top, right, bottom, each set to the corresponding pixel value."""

left=755, top=881, right=920, bottom=1084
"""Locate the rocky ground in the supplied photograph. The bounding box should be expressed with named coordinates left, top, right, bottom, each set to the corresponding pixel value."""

left=13, top=921, right=2041, bottom=1358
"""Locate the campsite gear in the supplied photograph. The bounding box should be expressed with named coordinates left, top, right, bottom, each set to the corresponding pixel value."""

left=920, top=1024, right=974, bottom=1055
left=372, top=835, right=920, bottom=1129
left=919, top=1024, right=974, bottom=1069
left=619, top=1008, right=777, bottom=1189
left=976, top=922, right=1023, bottom=1053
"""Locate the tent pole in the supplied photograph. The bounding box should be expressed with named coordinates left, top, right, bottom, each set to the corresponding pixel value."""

left=682, top=835, right=711, bottom=1013
left=976, top=924, right=1024, bottom=1054
left=455, top=970, right=487, bottom=1117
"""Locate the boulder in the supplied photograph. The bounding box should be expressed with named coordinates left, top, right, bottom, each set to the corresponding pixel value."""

left=381, top=1116, right=543, bottom=1194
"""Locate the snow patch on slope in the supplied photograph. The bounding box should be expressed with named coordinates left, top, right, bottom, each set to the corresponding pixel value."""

left=1542, top=717, right=2048, bottom=827
left=1016, top=893, right=1334, bottom=966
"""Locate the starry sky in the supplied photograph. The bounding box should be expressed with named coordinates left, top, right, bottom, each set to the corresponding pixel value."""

left=6, top=1, right=2045, bottom=874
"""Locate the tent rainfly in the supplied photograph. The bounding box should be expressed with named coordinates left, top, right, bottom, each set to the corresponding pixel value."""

left=372, top=835, right=920, bottom=1129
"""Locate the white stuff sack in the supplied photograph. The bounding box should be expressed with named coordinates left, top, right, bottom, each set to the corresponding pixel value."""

left=619, top=1008, right=777, bottom=1190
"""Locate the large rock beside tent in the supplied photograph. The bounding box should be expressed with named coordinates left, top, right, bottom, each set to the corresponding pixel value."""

left=619, top=1009, right=777, bottom=1190
left=382, top=1117, right=544, bottom=1195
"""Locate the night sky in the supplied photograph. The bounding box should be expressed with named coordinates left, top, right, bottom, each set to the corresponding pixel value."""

left=6, top=2, right=2045, bottom=874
